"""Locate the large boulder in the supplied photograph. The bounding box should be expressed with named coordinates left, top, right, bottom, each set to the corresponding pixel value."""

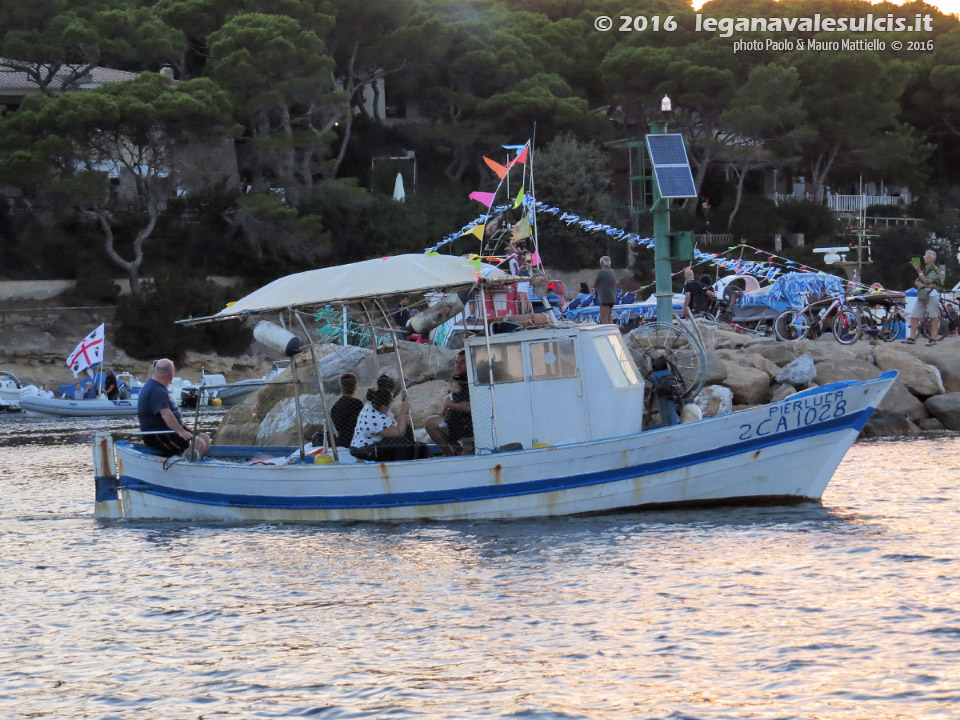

left=405, top=379, right=449, bottom=428
left=813, top=358, right=880, bottom=385
left=924, top=392, right=960, bottom=431
left=912, top=341, right=960, bottom=393
left=776, top=354, right=816, bottom=388
left=720, top=361, right=770, bottom=405
left=769, top=383, right=797, bottom=403
left=873, top=346, right=944, bottom=398
left=862, top=412, right=921, bottom=438
left=256, top=393, right=328, bottom=446
left=753, top=341, right=800, bottom=367
left=694, top=384, right=733, bottom=417
left=213, top=394, right=261, bottom=446
left=703, top=351, right=728, bottom=385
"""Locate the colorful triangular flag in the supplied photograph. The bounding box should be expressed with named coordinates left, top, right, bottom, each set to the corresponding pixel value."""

left=469, top=191, right=496, bottom=208
left=513, top=186, right=524, bottom=209
left=483, top=157, right=508, bottom=180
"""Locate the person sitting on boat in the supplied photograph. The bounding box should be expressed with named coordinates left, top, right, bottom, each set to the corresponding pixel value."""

left=425, top=350, right=473, bottom=456
left=391, top=295, right=414, bottom=340
left=330, top=372, right=364, bottom=447
left=103, top=371, right=120, bottom=401
left=39, top=383, right=55, bottom=399
left=137, top=358, right=211, bottom=458
left=351, top=387, right=421, bottom=461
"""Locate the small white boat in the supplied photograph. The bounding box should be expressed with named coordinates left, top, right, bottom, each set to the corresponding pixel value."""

left=0, top=371, right=28, bottom=411
left=92, top=253, right=897, bottom=522
left=21, top=395, right=138, bottom=417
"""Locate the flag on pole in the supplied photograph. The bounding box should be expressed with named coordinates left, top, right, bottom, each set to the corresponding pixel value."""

left=483, top=157, right=508, bottom=180
left=513, top=186, right=525, bottom=209
left=66, top=324, right=105, bottom=377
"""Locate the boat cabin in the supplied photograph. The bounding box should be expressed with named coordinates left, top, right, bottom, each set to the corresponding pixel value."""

left=464, top=325, right=645, bottom=450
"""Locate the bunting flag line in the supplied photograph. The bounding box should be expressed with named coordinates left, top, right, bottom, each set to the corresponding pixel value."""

left=462, top=224, right=485, bottom=240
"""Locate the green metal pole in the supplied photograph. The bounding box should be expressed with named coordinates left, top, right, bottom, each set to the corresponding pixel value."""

left=649, top=120, right=672, bottom=324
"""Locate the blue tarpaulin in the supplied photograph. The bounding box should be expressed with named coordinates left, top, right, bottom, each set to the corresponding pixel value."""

left=738, top=273, right=845, bottom=312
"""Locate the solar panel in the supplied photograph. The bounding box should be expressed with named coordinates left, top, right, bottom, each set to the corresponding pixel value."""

left=645, top=133, right=697, bottom=199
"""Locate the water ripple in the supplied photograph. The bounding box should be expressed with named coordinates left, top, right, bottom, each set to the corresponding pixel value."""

left=1, top=422, right=960, bottom=718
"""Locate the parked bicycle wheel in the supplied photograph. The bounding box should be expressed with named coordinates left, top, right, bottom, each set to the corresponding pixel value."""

left=919, top=317, right=949, bottom=340
left=775, top=309, right=811, bottom=341
left=833, top=309, right=861, bottom=344
left=878, top=314, right=904, bottom=342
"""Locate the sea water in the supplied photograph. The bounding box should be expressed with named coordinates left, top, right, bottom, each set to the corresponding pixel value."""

left=2, top=414, right=959, bottom=719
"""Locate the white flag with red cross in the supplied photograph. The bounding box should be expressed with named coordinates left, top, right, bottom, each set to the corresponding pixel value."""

left=66, top=324, right=105, bottom=377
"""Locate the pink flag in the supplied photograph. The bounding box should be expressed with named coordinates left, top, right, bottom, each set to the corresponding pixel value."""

left=531, top=251, right=541, bottom=266
left=469, top=191, right=496, bottom=207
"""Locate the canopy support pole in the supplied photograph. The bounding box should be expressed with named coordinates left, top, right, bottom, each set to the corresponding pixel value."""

left=479, top=286, right=500, bottom=449
left=295, top=312, right=338, bottom=462
left=375, top=297, right=413, bottom=433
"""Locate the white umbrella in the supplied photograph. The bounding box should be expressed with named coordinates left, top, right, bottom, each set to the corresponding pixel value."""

left=392, top=172, right=406, bottom=202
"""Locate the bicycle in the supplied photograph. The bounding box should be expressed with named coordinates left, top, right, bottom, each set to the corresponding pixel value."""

left=918, top=296, right=959, bottom=340
left=774, top=293, right=861, bottom=344
left=849, top=296, right=907, bottom=343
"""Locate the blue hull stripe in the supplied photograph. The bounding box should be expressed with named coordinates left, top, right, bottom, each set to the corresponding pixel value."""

left=118, top=408, right=873, bottom=510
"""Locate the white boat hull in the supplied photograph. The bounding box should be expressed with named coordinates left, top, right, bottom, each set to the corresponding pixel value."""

left=95, top=373, right=896, bottom=522
left=22, top=396, right=138, bottom=418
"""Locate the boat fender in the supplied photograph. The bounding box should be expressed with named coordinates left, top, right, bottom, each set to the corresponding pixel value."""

left=253, top=321, right=302, bottom=357
left=409, top=293, right=465, bottom=335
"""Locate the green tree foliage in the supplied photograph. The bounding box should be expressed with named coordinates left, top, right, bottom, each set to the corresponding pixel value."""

left=529, top=133, right=621, bottom=271
left=0, top=72, right=236, bottom=296
left=207, top=12, right=346, bottom=201
left=114, top=272, right=253, bottom=361
left=0, top=0, right=184, bottom=92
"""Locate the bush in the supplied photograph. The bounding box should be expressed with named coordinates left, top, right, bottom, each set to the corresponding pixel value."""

left=115, top=274, right=252, bottom=361
left=774, top=201, right=840, bottom=243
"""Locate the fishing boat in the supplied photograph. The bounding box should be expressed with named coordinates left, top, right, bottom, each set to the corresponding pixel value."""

left=91, top=252, right=897, bottom=522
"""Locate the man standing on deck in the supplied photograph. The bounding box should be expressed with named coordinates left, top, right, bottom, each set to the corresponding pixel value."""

left=137, top=359, right=211, bottom=458
left=594, top=255, right=617, bottom=325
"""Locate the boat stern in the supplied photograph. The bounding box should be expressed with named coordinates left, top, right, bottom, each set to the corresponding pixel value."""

left=92, top=431, right=121, bottom=519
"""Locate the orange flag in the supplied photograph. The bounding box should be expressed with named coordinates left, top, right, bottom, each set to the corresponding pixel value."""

left=483, top=157, right=508, bottom=180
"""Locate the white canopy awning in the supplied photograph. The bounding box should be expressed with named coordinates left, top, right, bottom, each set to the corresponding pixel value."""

left=190, top=254, right=509, bottom=323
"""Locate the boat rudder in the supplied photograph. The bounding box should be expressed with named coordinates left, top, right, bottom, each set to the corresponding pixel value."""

left=93, top=431, right=121, bottom=519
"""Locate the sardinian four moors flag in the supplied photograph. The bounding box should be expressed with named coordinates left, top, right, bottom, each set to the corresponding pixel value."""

left=66, top=324, right=105, bottom=377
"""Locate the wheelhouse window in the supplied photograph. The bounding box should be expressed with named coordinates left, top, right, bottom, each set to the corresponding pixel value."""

left=472, top=342, right=523, bottom=384
left=530, top=340, right=577, bottom=381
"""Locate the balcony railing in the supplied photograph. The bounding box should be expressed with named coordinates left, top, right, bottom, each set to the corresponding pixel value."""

left=827, top=194, right=906, bottom=212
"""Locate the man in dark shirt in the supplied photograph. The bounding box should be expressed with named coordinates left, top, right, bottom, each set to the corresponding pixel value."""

left=594, top=255, right=617, bottom=324
left=392, top=295, right=413, bottom=338
left=425, top=351, right=473, bottom=455
left=681, top=268, right=712, bottom=317
left=330, top=372, right=364, bottom=447
left=137, top=358, right=211, bottom=458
